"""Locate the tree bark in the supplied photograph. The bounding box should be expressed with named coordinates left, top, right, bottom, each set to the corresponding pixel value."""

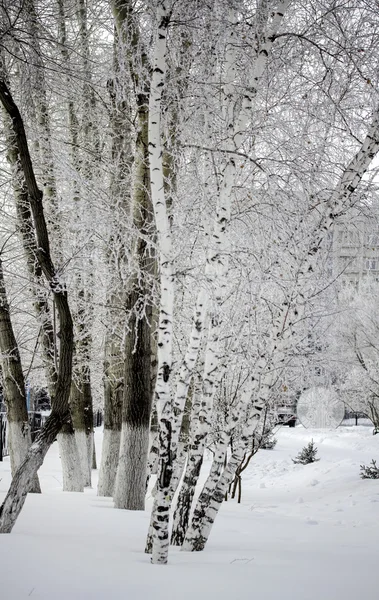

left=97, top=324, right=123, bottom=496
left=111, top=0, right=155, bottom=511
left=147, top=2, right=175, bottom=564
left=114, top=284, right=153, bottom=509
left=182, top=406, right=260, bottom=552
left=0, top=259, right=41, bottom=493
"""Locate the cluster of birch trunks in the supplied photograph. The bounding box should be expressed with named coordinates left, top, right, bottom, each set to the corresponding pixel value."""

left=0, top=0, right=379, bottom=566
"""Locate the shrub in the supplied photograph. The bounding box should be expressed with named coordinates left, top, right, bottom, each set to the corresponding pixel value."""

left=292, top=440, right=320, bottom=465
left=360, top=459, right=379, bottom=479
left=260, top=431, right=277, bottom=450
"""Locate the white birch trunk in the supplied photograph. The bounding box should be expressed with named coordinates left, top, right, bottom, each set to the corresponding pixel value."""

left=171, top=428, right=228, bottom=546
left=204, top=435, right=230, bottom=492
left=171, top=3, right=261, bottom=544
left=170, top=444, right=204, bottom=546
left=182, top=404, right=261, bottom=552
left=145, top=442, right=187, bottom=554
left=181, top=446, right=245, bottom=552
left=147, top=430, right=159, bottom=476
left=147, top=3, right=175, bottom=563
left=183, top=0, right=377, bottom=553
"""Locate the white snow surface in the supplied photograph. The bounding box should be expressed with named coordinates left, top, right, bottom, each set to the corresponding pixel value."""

left=0, top=424, right=378, bottom=599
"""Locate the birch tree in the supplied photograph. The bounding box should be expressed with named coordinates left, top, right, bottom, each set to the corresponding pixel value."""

left=146, top=0, right=176, bottom=564
left=180, top=8, right=379, bottom=550
left=167, top=0, right=290, bottom=548
left=1, top=0, right=379, bottom=561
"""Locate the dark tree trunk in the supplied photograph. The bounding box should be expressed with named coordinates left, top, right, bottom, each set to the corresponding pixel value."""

left=97, top=325, right=124, bottom=496
left=0, top=57, right=81, bottom=492
left=111, top=2, right=155, bottom=510
left=0, top=78, right=74, bottom=533
left=0, top=260, right=40, bottom=493
left=70, top=366, right=93, bottom=487
left=1, top=66, right=57, bottom=393
left=114, top=128, right=154, bottom=508
left=114, top=282, right=153, bottom=509
left=97, top=21, right=132, bottom=497
left=70, top=287, right=94, bottom=488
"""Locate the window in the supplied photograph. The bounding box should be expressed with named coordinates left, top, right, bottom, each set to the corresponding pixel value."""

left=365, top=258, right=378, bottom=271
left=340, top=277, right=357, bottom=289
left=339, top=229, right=360, bottom=246
left=314, top=366, right=325, bottom=377
left=366, top=231, right=379, bottom=248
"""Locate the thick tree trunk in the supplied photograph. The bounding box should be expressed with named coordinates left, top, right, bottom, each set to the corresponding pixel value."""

left=98, top=429, right=121, bottom=496
left=71, top=372, right=93, bottom=488
left=69, top=0, right=97, bottom=487
left=70, top=292, right=94, bottom=488
left=96, top=29, right=131, bottom=496
left=111, top=0, right=155, bottom=511
left=57, top=426, right=83, bottom=492
left=57, top=0, right=97, bottom=491
left=114, top=287, right=152, bottom=509
left=97, top=327, right=123, bottom=496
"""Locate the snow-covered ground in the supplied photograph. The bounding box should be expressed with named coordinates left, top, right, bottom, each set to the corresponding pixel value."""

left=0, top=424, right=378, bottom=600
